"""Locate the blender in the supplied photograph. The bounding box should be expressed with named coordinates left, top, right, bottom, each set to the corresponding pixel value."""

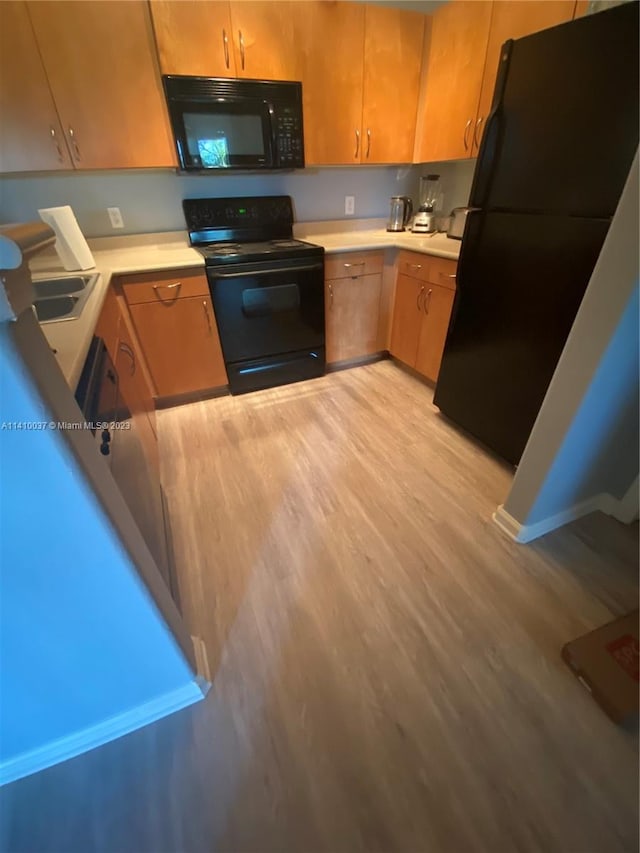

left=412, top=174, right=440, bottom=233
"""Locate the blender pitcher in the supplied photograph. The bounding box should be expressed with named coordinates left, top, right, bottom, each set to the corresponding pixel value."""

left=412, top=174, right=440, bottom=233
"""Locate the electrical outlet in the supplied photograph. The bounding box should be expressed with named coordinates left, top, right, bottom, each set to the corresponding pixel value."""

left=344, top=195, right=355, bottom=216
left=107, top=207, right=124, bottom=229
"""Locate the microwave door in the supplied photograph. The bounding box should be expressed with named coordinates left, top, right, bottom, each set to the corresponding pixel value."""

left=174, top=98, right=275, bottom=170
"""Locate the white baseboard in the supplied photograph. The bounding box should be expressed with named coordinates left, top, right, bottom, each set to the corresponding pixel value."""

left=0, top=679, right=206, bottom=787
left=493, top=485, right=638, bottom=544
left=602, top=476, right=639, bottom=524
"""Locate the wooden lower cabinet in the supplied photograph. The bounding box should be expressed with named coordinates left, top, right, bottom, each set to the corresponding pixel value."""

left=414, top=284, right=455, bottom=382
left=94, top=286, right=121, bottom=361
left=390, top=255, right=457, bottom=383
left=326, top=273, right=382, bottom=364
left=129, top=295, right=228, bottom=398
left=389, top=274, right=424, bottom=367
left=115, top=314, right=160, bottom=471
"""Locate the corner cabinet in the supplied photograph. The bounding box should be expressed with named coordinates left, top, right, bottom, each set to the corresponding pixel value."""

left=19, top=0, right=175, bottom=170
left=119, top=268, right=228, bottom=400
left=414, top=1, right=492, bottom=163
left=325, top=252, right=384, bottom=365
left=390, top=252, right=457, bottom=384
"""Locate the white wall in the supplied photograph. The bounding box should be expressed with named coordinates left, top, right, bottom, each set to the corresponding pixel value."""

left=0, top=321, right=200, bottom=782
left=501, top=150, right=639, bottom=534
left=0, top=162, right=474, bottom=238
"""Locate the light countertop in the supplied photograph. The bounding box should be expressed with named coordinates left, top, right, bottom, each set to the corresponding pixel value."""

left=30, top=222, right=461, bottom=391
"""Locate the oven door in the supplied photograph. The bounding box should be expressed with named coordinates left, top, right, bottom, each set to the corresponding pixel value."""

left=208, top=258, right=326, bottom=393
left=168, top=97, right=275, bottom=170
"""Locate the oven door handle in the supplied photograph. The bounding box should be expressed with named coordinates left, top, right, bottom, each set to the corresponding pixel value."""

left=209, top=263, right=324, bottom=279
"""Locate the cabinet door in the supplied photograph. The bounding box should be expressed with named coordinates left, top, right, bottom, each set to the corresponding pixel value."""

left=294, top=1, right=365, bottom=166
left=414, top=284, right=455, bottom=383
left=389, top=274, right=424, bottom=368
left=362, top=6, right=425, bottom=164
left=414, top=1, right=492, bottom=163
left=0, top=1, right=72, bottom=172
left=27, top=1, right=175, bottom=169
left=473, top=1, right=575, bottom=153
left=113, top=322, right=170, bottom=586
left=94, top=286, right=121, bottom=362
left=150, top=1, right=236, bottom=76
left=129, top=296, right=228, bottom=398
left=229, top=1, right=298, bottom=80
left=326, top=274, right=382, bottom=364
left=116, top=313, right=159, bottom=471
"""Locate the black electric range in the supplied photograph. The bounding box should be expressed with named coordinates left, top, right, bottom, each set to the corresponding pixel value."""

left=184, top=196, right=325, bottom=395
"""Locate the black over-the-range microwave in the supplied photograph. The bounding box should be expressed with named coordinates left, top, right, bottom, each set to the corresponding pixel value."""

left=162, top=76, right=305, bottom=172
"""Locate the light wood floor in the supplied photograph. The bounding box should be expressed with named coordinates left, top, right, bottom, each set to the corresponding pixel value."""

left=2, top=360, right=638, bottom=852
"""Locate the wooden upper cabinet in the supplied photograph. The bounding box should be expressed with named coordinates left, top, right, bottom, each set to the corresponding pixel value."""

left=362, top=6, right=425, bottom=164
left=414, top=1, right=492, bottom=163
left=473, top=1, right=576, bottom=153
left=150, top=1, right=236, bottom=76
left=573, top=1, right=590, bottom=17
left=0, top=1, right=72, bottom=173
left=229, top=2, right=299, bottom=81
left=26, top=1, right=175, bottom=170
left=294, top=1, right=365, bottom=166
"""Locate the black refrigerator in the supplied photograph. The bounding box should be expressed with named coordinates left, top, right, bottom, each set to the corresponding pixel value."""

left=433, top=1, right=639, bottom=466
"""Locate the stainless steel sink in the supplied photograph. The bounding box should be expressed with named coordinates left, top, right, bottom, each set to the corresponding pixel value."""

left=33, top=273, right=99, bottom=324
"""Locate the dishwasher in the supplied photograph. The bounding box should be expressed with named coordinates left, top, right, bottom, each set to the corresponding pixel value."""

left=74, top=336, right=178, bottom=604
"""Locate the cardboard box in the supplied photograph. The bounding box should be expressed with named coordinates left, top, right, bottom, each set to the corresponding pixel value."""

left=561, top=610, right=639, bottom=724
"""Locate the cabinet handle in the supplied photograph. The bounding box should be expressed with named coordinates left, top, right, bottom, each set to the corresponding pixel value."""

left=343, top=261, right=364, bottom=269
left=239, top=30, right=245, bottom=70
left=328, top=282, right=334, bottom=308
left=222, top=28, right=230, bottom=68
left=366, top=128, right=371, bottom=159
left=152, top=281, right=182, bottom=302
left=463, top=118, right=473, bottom=152
left=203, top=299, right=213, bottom=334
left=50, top=126, right=64, bottom=163
left=424, top=288, right=433, bottom=315
left=473, top=116, right=484, bottom=150
left=417, top=284, right=425, bottom=311
left=119, top=341, right=136, bottom=376
left=68, top=126, right=81, bottom=162
left=354, top=129, right=360, bottom=159
left=408, top=263, right=422, bottom=270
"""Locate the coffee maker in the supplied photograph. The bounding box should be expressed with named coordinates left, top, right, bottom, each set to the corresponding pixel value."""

left=412, top=174, right=440, bottom=233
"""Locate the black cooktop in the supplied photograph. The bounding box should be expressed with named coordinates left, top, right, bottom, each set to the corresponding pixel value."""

left=197, top=238, right=322, bottom=266
left=184, top=195, right=323, bottom=266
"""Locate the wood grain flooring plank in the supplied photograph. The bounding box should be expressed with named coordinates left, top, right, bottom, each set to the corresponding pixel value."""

left=1, top=361, right=637, bottom=853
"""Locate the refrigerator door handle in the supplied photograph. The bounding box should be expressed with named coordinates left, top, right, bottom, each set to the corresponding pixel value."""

left=444, top=208, right=482, bottom=335
left=469, top=39, right=514, bottom=208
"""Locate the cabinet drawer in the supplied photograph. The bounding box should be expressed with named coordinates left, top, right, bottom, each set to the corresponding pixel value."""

left=119, top=268, right=209, bottom=305
left=428, top=256, right=457, bottom=291
left=325, top=251, right=384, bottom=279
left=397, top=251, right=432, bottom=283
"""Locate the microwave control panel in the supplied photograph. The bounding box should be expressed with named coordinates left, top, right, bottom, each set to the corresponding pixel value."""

left=274, top=106, right=304, bottom=167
